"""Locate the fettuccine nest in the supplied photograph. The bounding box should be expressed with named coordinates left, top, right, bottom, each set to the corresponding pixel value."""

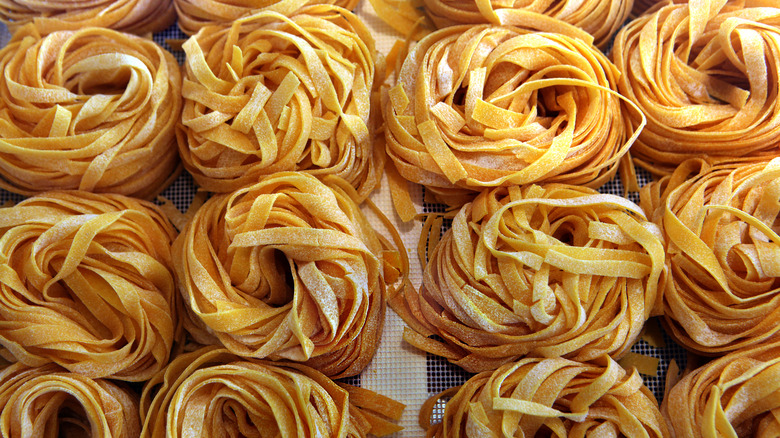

left=640, top=157, right=780, bottom=355
left=0, top=191, right=179, bottom=382
left=0, top=24, right=183, bottom=199
left=421, top=355, right=669, bottom=437
left=612, top=0, right=780, bottom=176
left=177, top=6, right=382, bottom=199
left=172, top=172, right=405, bottom=378
left=383, top=24, right=641, bottom=210
left=390, top=184, right=664, bottom=373
left=0, top=363, right=140, bottom=437
left=422, top=0, right=632, bottom=49
left=0, top=0, right=175, bottom=34
left=663, top=341, right=780, bottom=437
left=141, top=347, right=405, bottom=437
left=174, top=0, right=360, bottom=35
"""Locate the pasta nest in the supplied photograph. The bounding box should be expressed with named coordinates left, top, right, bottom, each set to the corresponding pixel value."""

left=639, top=157, right=780, bottom=355
left=0, top=25, right=183, bottom=199
left=383, top=25, right=640, bottom=208
left=421, top=355, right=669, bottom=437
left=663, top=341, right=780, bottom=437
left=422, top=0, right=632, bottom=49
left=177, top=6, right=382, bottom=199
left=0, top=363, right=140, bottom=438
left=390, top=184, right=665, bottom=372
left=0, top=191, right=179, bottom=382
left=612, top=1, right=780, bottom=176
left=0, top=0, right=175, bottom=35
left=141, top=347, right=405, bottom=437
left=174, top=0, right=360, bottom=35
left=172, top=172, right=405, bottom=378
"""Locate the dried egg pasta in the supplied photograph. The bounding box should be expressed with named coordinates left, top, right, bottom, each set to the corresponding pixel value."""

left=390, top=184, right=664, bottom=372
left=0, top=0, right=175, bottom=34
left=0, top=363, right=140, bottom=438
left=174, top=0, right=360, bottom=35
left=613, top=0, right=780, bottom=176
left=383, top=24, right=643, bottom=210
left=172, top=172, right=407, bottom=378
left=141, top=347, right=404, bottom=437
left=421, top=355, right=669, bottom=437
left=663, top=340, right=780, bottom=437
left=640, top=157, right=780, bottom=355
left=0, top=25, right=182, bottom=199
left=422, top=0, right=630, bottom=49
left=0, top=191, right=179, bottom=381
left=178, top=6, right=382, bottom=199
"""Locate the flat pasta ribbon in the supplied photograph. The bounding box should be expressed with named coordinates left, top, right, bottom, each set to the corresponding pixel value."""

left=172, top=172, right=406, bottom=378
left=383, top=24, right=642, bottom=210
left=389, top=184, right=665, bottom=373
left=174, top=0, right=360, bottom=35
left=140, top=347, right=405, bottom=437
left=421, top=355, right=669, bottom=437
left=178, top=6, right=382, bottom=200
left=0, top=24, right=183, bottom=199
left=422, top=0, right=630, bottom=49
left=0, top=0, right=175, bottom=34
left=612, top=0, right=780, bottom=176
left=639, top=157, right=780, bottom=355
left=0, top=191, right=179, bottom=381
left=663, top=340, right=780, bottom=437
left=0, top=363, right=140, bottom=438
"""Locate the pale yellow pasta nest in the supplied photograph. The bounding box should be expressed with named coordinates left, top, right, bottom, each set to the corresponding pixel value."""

left=639, top=157, right=780, bottom=355
left=422, top=0, right=632, bottom=49
left=383, top=24, right=642, bottom=209
left=172, top=172, right=406, bottom=378
left=0, top=191, right=179, bottom=381
left=0, top=0, right=175, bottom=34
left=141, top=347, right=405, bottom=437
left=421, top=355, right=669, bottom=437
left=0, top=363, right=140, bottom=437
left=0, top=25, right=183, bottom=199
left=177, top=6, right=382, bottom=199
left=612, top=0, right=780, bottom=176
left=174, top=0, right=360, bottom=35
left=390, top=184, right=664, bottom=373
left=663, top=341, right=780, bottom=436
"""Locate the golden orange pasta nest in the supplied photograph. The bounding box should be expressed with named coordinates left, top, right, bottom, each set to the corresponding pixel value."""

left=639, top=157, right=780, bottom=355
left=0, top=24, right=183, bottom=199
left=0, top=0, right=175, bottom=34
left=0, top=362, right=140, bottom=437
left=383, top=24, right=643, bottom=214
left=663, top=340, right=780, bottom=437
left=174, top=0, right=360, bottom=35
left=177, top=5, right=382, bottom=199
left=612, top=0, right=780, bottom=176
left=390, top=183, right=665, bottom=373
left=141, top=346, right=405, bottom=437
left=172, top=172, right=408, bottom=378
left=421, top=355, right=669, bottom=437
left=0, top=191, right=179, bottom=381
left=421, top=0, right=632, bottom=49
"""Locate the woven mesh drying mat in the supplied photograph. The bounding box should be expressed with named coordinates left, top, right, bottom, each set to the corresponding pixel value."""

left=0, top=5, right=689, bottom=436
